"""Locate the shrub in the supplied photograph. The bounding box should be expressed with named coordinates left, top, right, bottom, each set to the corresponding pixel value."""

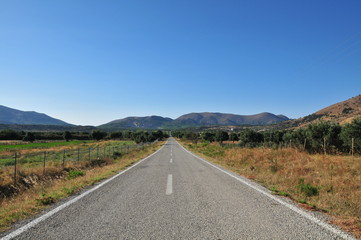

left=297, top=178, right=319, bottom=197
left=67, top=170, right=84, bottom=180
left=113, top=151, right=123, bottom=159
left=36, top=194, right=55, bottom=205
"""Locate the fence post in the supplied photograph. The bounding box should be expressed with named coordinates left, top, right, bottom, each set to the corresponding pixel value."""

left=88, top=148, right=91, bottom=161
left=63, top=150, right=65, bottom=169
left=78, top=148, right=80, bottom=162
left=323, top=137, right=327, bottom=155
left=351, top=137, right=354, bottom=156
left=14, top=153, right=17, bottom=185
left=97, top=146, right=99, bottom=159
left=43, top=151, right=46, bottom=175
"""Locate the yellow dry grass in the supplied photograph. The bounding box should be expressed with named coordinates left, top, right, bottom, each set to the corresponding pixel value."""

left=0, top=141, right=163, bottom=233
left=181, top=140, right=361, bottom=238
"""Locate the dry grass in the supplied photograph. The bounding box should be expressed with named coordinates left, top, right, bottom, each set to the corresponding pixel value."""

left=0, top=140, right=133, bottom=156
left=0, top=141, right=163, bottom=232
left=181, top=140, right=361, bottom=238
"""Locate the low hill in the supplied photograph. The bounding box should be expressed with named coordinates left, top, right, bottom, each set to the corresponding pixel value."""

left=99, top=116, right=173, bottom=130
left=0, top=105, right=72, bottom=126
left=314, top=95, right=361, bottom=124
left=272, top=95, right=361, bottom=130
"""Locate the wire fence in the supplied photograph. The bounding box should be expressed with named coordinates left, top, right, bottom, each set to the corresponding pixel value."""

left=0, top=142, right=150, bottom=185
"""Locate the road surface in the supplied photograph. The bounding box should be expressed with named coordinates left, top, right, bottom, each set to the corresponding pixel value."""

left=1, top=138, right=353, bottom=239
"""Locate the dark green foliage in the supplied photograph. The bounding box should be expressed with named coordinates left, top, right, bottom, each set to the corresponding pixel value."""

left=23, top=132, right=35, bottom=142
left=302, top=114, right=324, bottom=123
left=214, top=131, right=229, bottom=144
left=91, top=130, right=108, bottom=141
left=182, top=131, right=199, bottom=143
left=110, top=131, right=123, bottom=140
left=113, top=151, right=123, bottom=158
left=63, top=131, right=72, bottom=142
left=297, top=178, right=319, bottom=197
left=306, top=121, right=342, bottom=153
left=130, top=130, right=167, bottom=144
left=202, top=132, right=215, bottom=142
left=239, top=129, right=263, bottom=147
left=342, top=107, right=353, bottom=114
left=67, top=170, right=85, bottom=179
left=36, top=194, right=55, bottom=205
left=229, top=132, right=239, bottom=142
left=341, top=118, right=361, bottom=153
left=0, top=130, right=24, bottom=140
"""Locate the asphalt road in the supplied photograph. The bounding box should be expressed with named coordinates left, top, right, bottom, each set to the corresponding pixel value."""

left=1, top=138, right=354, bottom=239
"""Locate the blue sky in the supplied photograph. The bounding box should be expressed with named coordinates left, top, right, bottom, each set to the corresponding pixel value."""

left=1, top=1, right=361, bottom=126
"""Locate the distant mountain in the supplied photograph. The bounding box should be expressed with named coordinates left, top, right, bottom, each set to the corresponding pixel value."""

left=99, top=116, right=173, bottom=130
left=99, top=112, right=289, bottom=130
left=0, top=105, right=72, bottom=126
left=174, top=112, right=289, bottom=127
left=0, top=124, right=95, bottom=132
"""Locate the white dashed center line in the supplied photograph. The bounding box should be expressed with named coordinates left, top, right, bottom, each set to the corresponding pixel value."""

left=166, top=174, right=173, bottom=195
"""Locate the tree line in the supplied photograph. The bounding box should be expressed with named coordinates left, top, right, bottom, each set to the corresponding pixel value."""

left=172, top=118, right=361, bottom=154
left=0, top=129, right=169, bottom=144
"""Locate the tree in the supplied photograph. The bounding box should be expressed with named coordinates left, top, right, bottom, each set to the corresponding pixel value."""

left=0, top=130, right=23, bottom=140
left=306, top=121, right=342, bottom=153
left=214, top=131, right=228, bottom=144
left=63, top=131, right=72, bottom=142
left=341, top=118, right=361, bottom=153
left=239, top=129, right=263, bottom=147
left=91, top=130, right=108, bottom=141
left=23, top=132, right=35, bottom=142
left=110, top=131, right=123, bottom=140
left=202, top=132, right=215, bottom=142
left=229, top=133, right=239, bottom=142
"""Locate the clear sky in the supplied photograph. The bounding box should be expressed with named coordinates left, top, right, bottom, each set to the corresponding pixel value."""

left=1, top=1, right=361, bottom=126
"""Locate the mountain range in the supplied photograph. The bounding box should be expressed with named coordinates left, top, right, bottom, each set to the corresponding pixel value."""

left=98, top=112, right=289, bottom=130
left=1, top=94, right=360, bottom=131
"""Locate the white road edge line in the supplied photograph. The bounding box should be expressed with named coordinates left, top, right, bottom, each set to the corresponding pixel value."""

left=176, top=140, right=355, bottom=240
left=166, top=174, right=173, bottom=195
left=1, top=142, right=167, bottom=240
left=170, top=158, right=173, bottom=163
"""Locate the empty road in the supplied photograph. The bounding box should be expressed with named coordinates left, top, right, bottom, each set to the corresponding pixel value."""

left=1, top=138, right=353, bottom=239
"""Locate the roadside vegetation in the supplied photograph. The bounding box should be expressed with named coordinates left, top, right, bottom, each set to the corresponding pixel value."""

left=0, top=130, right=168, bottom=232
left=174, top=119, right=361, bottom=238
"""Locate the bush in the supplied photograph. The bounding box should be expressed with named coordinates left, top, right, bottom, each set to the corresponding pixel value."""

left=23, top=132, right=35, bottom=142
left=36, top=194, right=55, bottom=205
left=67, top=170, right=84, bottom=179
left=297, top=178, right=319, bottom=197
left=91, top=130, right=108, bottom=141
left=113, top=151, right=123, bottom=159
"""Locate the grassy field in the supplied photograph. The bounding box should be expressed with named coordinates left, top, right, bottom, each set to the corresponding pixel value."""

left=0, top=140, right=91, bottom=153
left=0, top=140, right=137, bottom=186
left=0, top=140, right=163, bottom=232
left=0, top=140, right=135, bottom=155
left=180, top=140, right=361, bottom=238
